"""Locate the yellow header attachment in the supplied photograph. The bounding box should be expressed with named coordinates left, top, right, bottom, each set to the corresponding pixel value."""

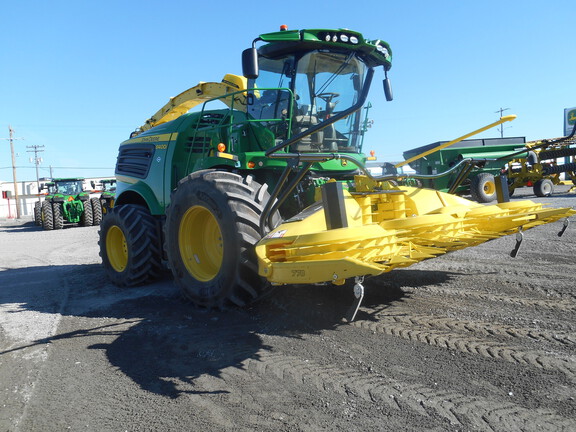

left=138, top=74, right=248, bottom=133
left=396, top=115, right=517, bottom=168
left=256, top=176, right=574, bottom=286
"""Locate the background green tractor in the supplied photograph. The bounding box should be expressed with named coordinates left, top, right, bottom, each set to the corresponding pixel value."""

left=91, top=179, right=117, bottom=215
left=39, top=178, right=102, bottom=230
left=99, top=179, right=116, bottom=214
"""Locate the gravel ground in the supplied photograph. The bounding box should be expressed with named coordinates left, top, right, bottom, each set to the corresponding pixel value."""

left=0, top=186, right=575, bottom=431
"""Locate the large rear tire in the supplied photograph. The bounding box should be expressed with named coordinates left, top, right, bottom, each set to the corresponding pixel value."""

left=91, top=197, right=103, bottom=226
left=470, top=173, right=496, bottom=203
left=41, top=201, right=54, bottom=230
left=99, top=204, right=162, bottom=286
left=165, top=170, right=277, bottom=308
left=53, top=203, right=64, bottom=230
left=81, top=200, right=93, bottom=226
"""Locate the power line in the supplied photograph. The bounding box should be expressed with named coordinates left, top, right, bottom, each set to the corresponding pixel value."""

left=26, top=144, right=44, bottom=201
left=494, top=107, right=510, bottom=138
left=0, top=166, right=114, bottom=170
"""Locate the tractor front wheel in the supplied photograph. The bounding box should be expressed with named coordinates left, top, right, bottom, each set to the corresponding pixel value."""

left=41, top=201, right=54, bottom=230
left=53, top=203, right=64, bottom=230
left=99, top=205, right=162, bottom=286
left=165, top=170, right=277, bottom=308
left=91, top=197, right=103, bottom=226
left=470, top=173, right=496, bottom=203
left=81, top=200, right=94, bottom=226
left=533, top=179, right=554, bottom=197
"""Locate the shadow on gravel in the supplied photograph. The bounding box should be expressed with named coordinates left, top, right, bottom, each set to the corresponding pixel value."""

left=0, top=220, right=41, bottom=233
left=0, top=220, right=88, bottom=233
left=0, top=261, right=454, bottom=399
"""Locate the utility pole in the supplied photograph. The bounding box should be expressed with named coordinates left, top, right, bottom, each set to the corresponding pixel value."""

left=2, top=125, right=24, bottom=218
left=27, top=144, right=45, bottom=201
left=495, top=107, right=510, bottom=138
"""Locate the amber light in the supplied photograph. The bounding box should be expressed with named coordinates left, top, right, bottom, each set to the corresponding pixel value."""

left=247, top=161, right=256, bottom=169
left=68, top=197, right=74, bottom=201
left=280, top=24, right=288, bottom=31
left=217, top=143, right=226, bottom=152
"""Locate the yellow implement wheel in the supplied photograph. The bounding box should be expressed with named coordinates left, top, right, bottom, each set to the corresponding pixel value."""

left=470, top=173, right=497, bottom=203
left=106, top=225, right=128, bottom=272
left=483, top=180, right=495, bottom=195
left=179, top=206, right=223, bottom=282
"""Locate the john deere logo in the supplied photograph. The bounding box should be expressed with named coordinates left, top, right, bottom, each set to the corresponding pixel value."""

left=569, top=109, right=576, bottom=125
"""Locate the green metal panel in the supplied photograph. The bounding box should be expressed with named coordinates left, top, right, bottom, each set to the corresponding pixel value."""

left=403, top=138, right=527, bottom=193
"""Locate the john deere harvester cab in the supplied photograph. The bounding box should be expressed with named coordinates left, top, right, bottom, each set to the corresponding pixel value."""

left=99, top=27, right=573, bottom=317
left=40, top=177, right=102, bottom=230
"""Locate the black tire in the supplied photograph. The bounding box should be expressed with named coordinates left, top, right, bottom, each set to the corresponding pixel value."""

left=533, top=178, right=554, bottom=197
left=100, top=198, right=110, bottom=215
left=81, top=199, right=93, bottom=226
left=53, top=203, right=64, bottom=230
left=91, top=197, right=103, bottom=226
left=470, top=173, right=496, bottom=203
left=99, top=204, right=162, bottom=287
left=165, top=170, right=277, bottom=308
left=41, top=201, right=54, bottom=230
left=34, top=201, right=42, bottom=225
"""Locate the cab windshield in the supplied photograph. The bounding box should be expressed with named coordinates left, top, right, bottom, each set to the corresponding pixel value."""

left=56, top=180, right=83, bottom=195
left=248, top=50, right=367, bottom=152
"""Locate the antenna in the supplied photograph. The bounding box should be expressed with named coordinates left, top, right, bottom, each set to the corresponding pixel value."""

left=495, top=107, right=510, bottom=138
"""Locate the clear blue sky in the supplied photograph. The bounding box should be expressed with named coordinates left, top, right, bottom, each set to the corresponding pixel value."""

left=1, top=0, right=574, bottom=180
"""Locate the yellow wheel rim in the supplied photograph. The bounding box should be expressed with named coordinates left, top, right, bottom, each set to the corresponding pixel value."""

left=106, top=225, right=128, bottom=272
left=179, top=206, right=223, bottom=282
left=484, top=180, right=496, bottom=195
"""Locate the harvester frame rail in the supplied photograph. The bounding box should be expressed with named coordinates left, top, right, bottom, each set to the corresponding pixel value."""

left=496, top=122, right=576, bottom=162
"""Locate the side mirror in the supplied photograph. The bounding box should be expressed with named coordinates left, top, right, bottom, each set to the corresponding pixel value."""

left=242, top=48, right=259, bottom=79
left=383, top=78, right=393, bottom=101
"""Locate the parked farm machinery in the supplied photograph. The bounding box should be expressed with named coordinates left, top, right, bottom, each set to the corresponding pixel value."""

left=38, top=178, right=102, bottom=230
left=91, top=179, right=117, bottom=215
left=98, top=27, right=575, bottom=320
left=502, top=124, right=576, bottom=197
